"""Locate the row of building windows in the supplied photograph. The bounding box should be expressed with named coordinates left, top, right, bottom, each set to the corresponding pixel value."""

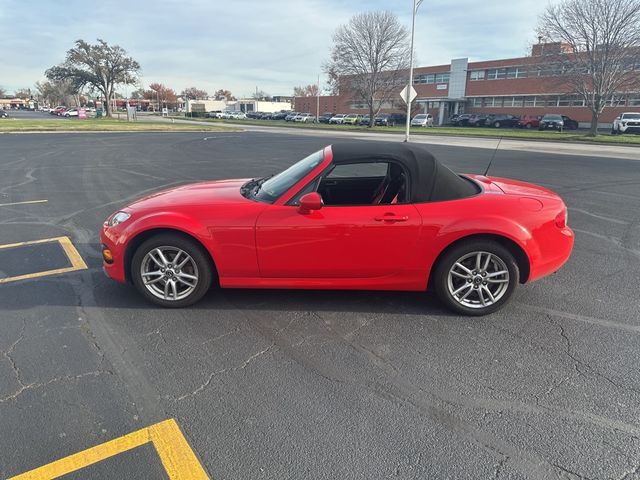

left=413, top=72, right=450, bottom=84
left=469, top=60, right=639, bottom=81
left=469, top=95, right=640, bottom=108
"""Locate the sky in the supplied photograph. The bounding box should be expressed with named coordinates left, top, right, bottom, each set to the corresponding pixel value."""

left=0, top=0, right=550, bottom=98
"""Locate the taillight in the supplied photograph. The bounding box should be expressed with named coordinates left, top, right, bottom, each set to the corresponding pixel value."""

left=555, top=208, right=568, bottom=228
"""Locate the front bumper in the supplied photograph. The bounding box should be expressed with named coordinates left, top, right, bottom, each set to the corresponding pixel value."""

left=100, top=226, right=127, bottom=283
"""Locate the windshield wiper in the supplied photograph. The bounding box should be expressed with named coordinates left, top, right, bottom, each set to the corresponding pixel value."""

left=252, top=174, right=274, bottom=196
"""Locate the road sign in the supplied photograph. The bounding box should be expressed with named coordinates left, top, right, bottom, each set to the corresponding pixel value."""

left=399, top=85, right=417, bottom=104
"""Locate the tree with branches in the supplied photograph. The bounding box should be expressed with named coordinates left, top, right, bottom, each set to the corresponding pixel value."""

left=214, top=89, right=236, bottom=100
left=324, top=11, right=411, bottom=127
left=537, top=0, right=640, bottom=135
left=149, top=83, right=178, bottom=109
left=45, top=39, right=139, bottom=117
left=293, top=84, right=319, bottom=97
left=181, top=87, right=208, bottom=100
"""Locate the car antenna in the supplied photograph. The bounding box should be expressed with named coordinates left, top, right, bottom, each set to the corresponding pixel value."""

left=484, top=137, right=503, bottom=177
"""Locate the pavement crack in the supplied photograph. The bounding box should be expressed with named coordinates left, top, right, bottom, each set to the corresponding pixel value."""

left=551, top=463, right=596, bottom=480
left=175, top=343, right=276, bottom=402
left=0, top=370, right=113, bottom=403
left=2, top=319, right=27, bottom=390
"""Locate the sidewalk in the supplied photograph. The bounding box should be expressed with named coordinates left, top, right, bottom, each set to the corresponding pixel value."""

left=139, top=116, right=640, bottom=161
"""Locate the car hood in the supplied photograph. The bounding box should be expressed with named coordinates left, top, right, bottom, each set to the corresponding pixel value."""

left=125, top=179, right=250, bottom=211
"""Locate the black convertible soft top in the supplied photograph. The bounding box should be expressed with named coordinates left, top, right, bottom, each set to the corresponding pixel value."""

left=330, top=142, right=478, bottom=203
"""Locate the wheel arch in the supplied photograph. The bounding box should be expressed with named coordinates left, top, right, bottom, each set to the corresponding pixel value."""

left=428, top=233, right=530, bottom=290
left=124, top=227, right=218, bottom=285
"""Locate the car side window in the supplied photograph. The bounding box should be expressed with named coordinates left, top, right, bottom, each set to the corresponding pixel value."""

left=326, top=163, right=388, bottom=178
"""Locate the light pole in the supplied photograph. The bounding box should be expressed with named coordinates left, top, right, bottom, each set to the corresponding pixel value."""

left=404, top=0, right=423, bottom=142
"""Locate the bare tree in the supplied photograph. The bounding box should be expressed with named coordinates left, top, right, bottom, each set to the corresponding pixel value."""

left=324, top=11, right=410, bottom=127
left=293, top=84, right=319, bottom=97
left=35, top=80, right=79, bottom=106
left=538, top=0, right=640, bottom=135
left=46, top=39, right=140, bottom=117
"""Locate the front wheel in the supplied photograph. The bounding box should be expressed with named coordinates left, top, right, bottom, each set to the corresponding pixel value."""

left=131, top=233, right=214, bottom=308
left=432, top=240, right=519, bottom=316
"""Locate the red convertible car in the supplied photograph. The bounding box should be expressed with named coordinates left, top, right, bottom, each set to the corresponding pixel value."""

left=101, top=142, right=573, bottom=315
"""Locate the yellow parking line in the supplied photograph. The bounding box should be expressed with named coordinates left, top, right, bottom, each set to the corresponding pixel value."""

left=0, top=199, right=48, bottom=207
left=0, top=236, right=87, bottom=284
left=9, top=419, right=209, bottom=480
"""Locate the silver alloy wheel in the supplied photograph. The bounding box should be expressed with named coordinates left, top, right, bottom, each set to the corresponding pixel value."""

left=140, top=246, right=199, bottom=301
left=447, top=251, right=510, bottom=309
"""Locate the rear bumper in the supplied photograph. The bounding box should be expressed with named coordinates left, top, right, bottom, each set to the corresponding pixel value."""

left=528, top=226, right=574, bottom=282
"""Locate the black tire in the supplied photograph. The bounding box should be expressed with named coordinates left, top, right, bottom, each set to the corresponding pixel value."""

left=432, top=239, right=519, bottom=316
left=131, top=233, right=214, bottom=308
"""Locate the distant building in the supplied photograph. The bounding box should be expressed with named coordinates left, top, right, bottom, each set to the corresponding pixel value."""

left=295, top=42, right=640, bottom=127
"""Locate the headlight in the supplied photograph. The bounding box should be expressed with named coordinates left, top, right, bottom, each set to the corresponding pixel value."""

left=107, top=211, right=131, bottom=227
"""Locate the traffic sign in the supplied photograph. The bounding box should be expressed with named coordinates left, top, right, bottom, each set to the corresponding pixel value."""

left=399, top=85, right=417, bottom=104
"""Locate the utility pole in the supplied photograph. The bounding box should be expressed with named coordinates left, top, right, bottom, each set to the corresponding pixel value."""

left=404, top=0, right=423, bottom=142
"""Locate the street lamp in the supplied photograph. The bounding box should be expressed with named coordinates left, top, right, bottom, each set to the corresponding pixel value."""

left=404, top=0, right=423, bottom=142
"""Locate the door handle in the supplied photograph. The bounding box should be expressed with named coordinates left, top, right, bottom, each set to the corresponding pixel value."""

left=374, top=214, right=409, bottom=222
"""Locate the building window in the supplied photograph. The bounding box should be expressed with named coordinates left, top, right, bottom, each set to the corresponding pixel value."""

left=571, top=96, right=585, bottom=107
left=414, top=72, right=449, bottom=84
left=629, top=96, right=640, bottom=106
left=487, top=68, right=507, bottom=80
left=486, top=97, right=503, bottom=107
left=609, top=96, right=624, bottom=107
left=506, top=67, right=527, bottom=79
left=524, top=96, right=536, bottom=107
left=435, top=73, right=450, bottom=83
left=470, top=70, right=485, bottom=81
left=557, top=96, right=571, bottom=107
left=470, top=97, right=483, bottom=107
left=350, top=101, right=367, bottom=109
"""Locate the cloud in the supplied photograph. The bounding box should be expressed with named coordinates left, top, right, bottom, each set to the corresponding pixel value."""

left=0, top=0, right=549, bottom=97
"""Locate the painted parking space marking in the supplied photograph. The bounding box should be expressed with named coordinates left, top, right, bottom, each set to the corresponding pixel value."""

left=0, top=199, right=48, bottom=207
left=8, top=419, right=210, bottom=480
left=0, top=236, right=87, bottom=284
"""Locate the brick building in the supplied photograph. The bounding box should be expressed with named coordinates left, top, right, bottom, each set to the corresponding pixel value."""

left=295, top=42, right=640, bottom=127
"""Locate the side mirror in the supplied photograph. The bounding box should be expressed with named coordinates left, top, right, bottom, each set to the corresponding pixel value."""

left=298, top=192, right=323, bottom=214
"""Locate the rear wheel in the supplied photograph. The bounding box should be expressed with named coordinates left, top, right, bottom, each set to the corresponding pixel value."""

left=433, top=240, right=519, bottom=316
left=131, top=233, right=213, bottom=308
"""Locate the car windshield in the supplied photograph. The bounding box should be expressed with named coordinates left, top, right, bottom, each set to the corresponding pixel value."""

left=544, top=114, right=562, bottom=120
left=252, top=149, right=324, bottom=203
left=414, top=114, right=426, bottom=119
left=623, top=113, right=640, bottom=119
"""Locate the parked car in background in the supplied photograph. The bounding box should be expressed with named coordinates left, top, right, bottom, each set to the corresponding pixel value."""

left=244, top=111, right=260, bottom=119
left=538, top=114, right=564, bottom=131
left=411, top=113, right=434, bottom=127
left=318, top=112, right=335, bottom=124
left=271, top=111, right=290, bottom=120
left=285, top=112, right=299, bottom=122
left=232, top=112, right=247, bottom=119
left=518, top=114, right=541, bottom=129
left=486, top=114, right=519, bottom=128
left=64, top=108, right=79, bottom=117
left=468, top=113, right=491, bottom=127
left=612, top=112, right=640, bottom=134
left=450, top=114, right=472, bottom=126
left=205, top=110, right=222, bottom=118
left=329, top=114, right=347, bottom=124
left=343, top=114, right=362, bottom=125
left=294, top=113, right=316, bottom=123
left=538, top=114, right=578, bottom=131
left=375, top=113, right=407, bottom=127
left=52, top=106, right=66, bottom=115
left=0, top=110, right=8, bottom=118
left=359, top=115, right=371, bottom=126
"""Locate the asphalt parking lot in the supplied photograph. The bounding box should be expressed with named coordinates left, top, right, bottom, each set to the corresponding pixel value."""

left=1, top=130, right=639, bottom=479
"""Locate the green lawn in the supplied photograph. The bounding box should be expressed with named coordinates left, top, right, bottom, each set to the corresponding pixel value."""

left=174, top=116, right=640, bottom=145
left=0, top=118, right=240, bottom=133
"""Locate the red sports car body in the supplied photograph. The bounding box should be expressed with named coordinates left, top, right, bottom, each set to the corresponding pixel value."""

left=101, top=142, right=573, bottom=315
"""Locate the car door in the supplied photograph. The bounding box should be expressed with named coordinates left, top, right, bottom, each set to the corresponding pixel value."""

left=255, top=162, right=422, bottom=279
